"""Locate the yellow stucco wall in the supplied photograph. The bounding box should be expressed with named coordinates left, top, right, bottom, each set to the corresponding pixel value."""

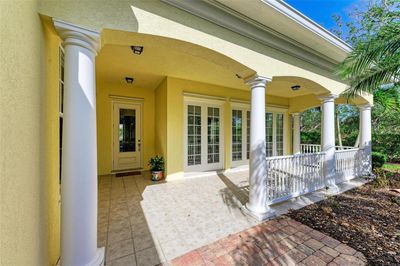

left=154, top=78, right=168, bottom=157
left=41, top=18, right=62, bottom=266
left=96, top=82, right=155, bottom=175
left=0, top=2, right=60, bottom=266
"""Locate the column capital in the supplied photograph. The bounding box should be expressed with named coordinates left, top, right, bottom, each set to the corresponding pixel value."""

left=245, top=75, right=272, bottom=88
left=358, top=103, right=373, bottom=111
left=53, top=19, right=100, bottom=55
left=291, top=112, right=301, bottom=117
left=318, top=93, right=338, bottom=103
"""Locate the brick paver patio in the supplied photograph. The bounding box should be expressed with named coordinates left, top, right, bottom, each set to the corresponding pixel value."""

left=171, top=216, right=366, bottom=266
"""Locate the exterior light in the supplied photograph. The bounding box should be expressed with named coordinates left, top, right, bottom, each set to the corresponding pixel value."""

left=291, top=85, right=301, bottom=91
left=130, top=45, right=143, bottom=55
left=125, top=77, right=134, bottom=84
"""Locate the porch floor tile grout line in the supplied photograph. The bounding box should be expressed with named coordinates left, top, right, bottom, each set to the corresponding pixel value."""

left=104, top=176, right=112, bottom=263
left=125, top=175, right=140, bottom=265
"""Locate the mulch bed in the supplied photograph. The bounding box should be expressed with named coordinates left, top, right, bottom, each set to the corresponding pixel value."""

left=288, top=171, right=400, bottom=266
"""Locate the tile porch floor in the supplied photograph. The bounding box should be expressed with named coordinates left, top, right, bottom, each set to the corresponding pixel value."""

left=97, top=170, right=369, bottom=265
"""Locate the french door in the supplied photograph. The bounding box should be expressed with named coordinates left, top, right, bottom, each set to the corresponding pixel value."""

left=112, top=101, right=142, bottom=171
left=184, top=102, right=224, bottom=171
left=231, top=108, right=286, bottom=166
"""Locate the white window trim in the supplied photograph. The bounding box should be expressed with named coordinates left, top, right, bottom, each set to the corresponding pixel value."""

left=230, top=105, right=250, bottom=167
left=230, top=101, right=288, bottom=167
left=184, top=96, right=225, bottom=172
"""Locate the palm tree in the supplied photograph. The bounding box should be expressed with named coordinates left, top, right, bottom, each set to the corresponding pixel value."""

left=336, top=0, right=400, bottom=107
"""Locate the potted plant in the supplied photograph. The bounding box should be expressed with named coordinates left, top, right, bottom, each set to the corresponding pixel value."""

left=148, top=155, right=165, bottom=181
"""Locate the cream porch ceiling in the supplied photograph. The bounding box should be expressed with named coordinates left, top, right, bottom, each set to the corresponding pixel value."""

left=96, top=43, right=328, bottom=98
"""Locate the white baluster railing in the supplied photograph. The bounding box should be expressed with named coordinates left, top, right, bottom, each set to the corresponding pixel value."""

left=301, top=144, right=357, bottom=153
left=300, top=144, right=321, bottom=153
left=266, top=152, right=325, bottom=204
left=335, top=148, right=364, bottom=184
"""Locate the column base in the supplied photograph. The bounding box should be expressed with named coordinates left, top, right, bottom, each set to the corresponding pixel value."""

left=325, top=185, right=340, bottom=194
left=242, top=203, right=276, bottom=221
left=88, top=247, right=105, bottom=266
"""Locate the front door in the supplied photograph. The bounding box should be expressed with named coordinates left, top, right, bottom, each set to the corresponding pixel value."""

left=112, top=101, right=142, bottom=171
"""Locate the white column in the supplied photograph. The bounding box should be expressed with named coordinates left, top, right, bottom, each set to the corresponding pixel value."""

left=54, top=20, right=104, bottom=266
left=320, top=94, right=338, bottom=192
left=292, top=113, right=301, bottom=154
left=359, top=104, right=372, bottom=175
left=243, top=75, right=275, bottom=221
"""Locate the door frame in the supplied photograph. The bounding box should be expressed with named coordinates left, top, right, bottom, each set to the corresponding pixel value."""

left=230, top=100, right=289, bottom=167
left=183, top=94, right=225, bottom=172
left=110, top=96, right=144, bottom=172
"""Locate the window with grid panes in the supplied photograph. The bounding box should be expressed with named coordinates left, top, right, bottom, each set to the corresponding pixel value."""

left=207, top=107, right=220, bottom=163
left=187, top=105, right=202, bottom=166
left=246, top=111, right=250, bottom=160
left=276, top=114, right=284, bottom=155
left=232, top=110, right=243, bottom=161
left=265, top=113, right=273, bottom=157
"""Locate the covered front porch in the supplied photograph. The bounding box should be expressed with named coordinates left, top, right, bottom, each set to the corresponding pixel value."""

left=53, top=17, right=373, bottom=265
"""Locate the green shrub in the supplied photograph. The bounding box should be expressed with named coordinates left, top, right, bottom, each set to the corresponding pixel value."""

left=372, top=152, right=387, bottom=169
left=373, top=168, right=390, bottom=188
left=373, top=133, right=400, bottom=163
left=148, top=155, right=165, bottom=171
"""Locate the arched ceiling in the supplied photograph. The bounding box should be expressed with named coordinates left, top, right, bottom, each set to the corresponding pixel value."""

left=96, top=30, right=372, bottom=105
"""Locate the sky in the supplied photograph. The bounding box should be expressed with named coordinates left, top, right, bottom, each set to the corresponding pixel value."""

left=284, top=0, right=360, bottom=33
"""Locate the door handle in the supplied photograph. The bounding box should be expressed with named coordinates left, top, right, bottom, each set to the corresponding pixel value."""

left=138, top=139, right=141, bottom=152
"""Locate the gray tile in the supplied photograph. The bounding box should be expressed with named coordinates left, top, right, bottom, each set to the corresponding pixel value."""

left=108, top=225, right=132, bottom=244
left=107, top=254, right=136, bottom=266
left=106, top=238, right=134, bottom=262
left=136, top=247, right=164, bottom=266
left=134, top=233, right=156, bottom=252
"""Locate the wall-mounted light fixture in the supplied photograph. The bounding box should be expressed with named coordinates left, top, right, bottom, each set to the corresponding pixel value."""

left=291, top=85, right=301, bottom=91
left=125, top=77, right=134, bottom=84
left=130, top=45, right=144, bottom=55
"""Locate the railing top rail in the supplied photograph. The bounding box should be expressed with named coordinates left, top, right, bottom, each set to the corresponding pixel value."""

left=300, top=144, right=321, bottom=146
left=335, top=148, right=360, bottom=153
left=266, top=152, right=325, bottom=161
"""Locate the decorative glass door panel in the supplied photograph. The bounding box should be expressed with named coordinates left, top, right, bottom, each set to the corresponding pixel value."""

left=113, top=101, right=142, bottom=171
left=119, top=109, right=136, bottom=152
left=185, top=102, right=223, bottom=171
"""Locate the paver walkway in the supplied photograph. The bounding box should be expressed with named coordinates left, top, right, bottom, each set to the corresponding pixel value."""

left=171, top=216, right=366, bottom=266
